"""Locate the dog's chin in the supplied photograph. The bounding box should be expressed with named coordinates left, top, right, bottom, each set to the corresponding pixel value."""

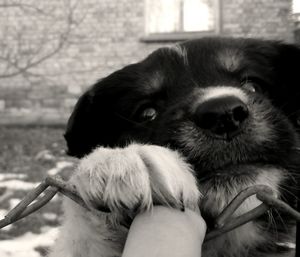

left=199, top=161, right=284, bottom=192
left=200, top=161, right=267, bottom=180
left=193, top=157, right=267, bottom=182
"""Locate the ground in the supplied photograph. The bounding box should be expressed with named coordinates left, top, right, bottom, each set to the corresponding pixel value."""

left=0, top=126, right=78, bottom=257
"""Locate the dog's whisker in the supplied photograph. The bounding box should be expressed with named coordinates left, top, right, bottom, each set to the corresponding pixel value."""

left=273, top=208, right=289, bottom=234
left=276, top=185, right=299, bottom=202
left=267, top=210, right=277, bottom=234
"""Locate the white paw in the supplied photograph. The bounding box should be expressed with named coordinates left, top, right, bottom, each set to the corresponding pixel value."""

left=70, top=144, right=200, bottom=219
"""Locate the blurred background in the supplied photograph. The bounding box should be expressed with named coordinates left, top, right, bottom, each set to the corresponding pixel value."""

left=0, top=0, right=299, bottom=256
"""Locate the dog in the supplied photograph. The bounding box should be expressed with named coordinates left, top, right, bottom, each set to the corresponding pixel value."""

left=50, top=37, right=300, bottom=257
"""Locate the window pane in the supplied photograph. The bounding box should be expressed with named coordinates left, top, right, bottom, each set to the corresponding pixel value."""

left=293, top=0, right=300, bottom=13
left=183, top=0, right=215, bottom=31
left=145, top=0, right=216, bottom=34
left=146, top=0, right=181, bottom=33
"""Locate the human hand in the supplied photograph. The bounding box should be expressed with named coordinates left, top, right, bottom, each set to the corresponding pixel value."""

left=122, top=206, right=206, bottom=257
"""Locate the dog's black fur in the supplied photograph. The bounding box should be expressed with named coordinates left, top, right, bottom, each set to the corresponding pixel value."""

left=64, top=37, right=300, bottom=257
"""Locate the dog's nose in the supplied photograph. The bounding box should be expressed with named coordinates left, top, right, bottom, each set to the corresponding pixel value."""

left=194, top=96, right=249, bottom=139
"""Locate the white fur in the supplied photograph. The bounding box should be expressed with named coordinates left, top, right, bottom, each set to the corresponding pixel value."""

left=168, top=44, right=189, bottom=66
left=49, top=144, right=200, bottom=257
left=200, top=86, right=248, bottom=104
left=202, top=167, right=284, bottom=257
left=49, top=144, right=286, bottom=257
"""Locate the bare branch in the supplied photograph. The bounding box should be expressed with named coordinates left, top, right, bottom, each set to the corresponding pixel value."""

left=0, top=2, right=54, bottom=16
left=0, top=0, right=89, bottom=82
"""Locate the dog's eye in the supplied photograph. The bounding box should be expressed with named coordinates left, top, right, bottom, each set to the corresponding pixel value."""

left=134, top=106, right=157, bottom=122
left=241, top=79, right=262, bottom=93
left=141, top=107, right=157, bottom=121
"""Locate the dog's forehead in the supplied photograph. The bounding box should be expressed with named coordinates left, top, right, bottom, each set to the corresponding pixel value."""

left=144, top=71, right=164, bottom=92
left=217, top=48, right=243, bottom=73
left=184, top=40, right=243, bottom=70
left=141, top=38, right=273, bottom=93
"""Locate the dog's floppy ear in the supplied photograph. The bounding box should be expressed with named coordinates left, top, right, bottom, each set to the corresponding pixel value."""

left=64, top=90, right=96, bottom=158
left=276, top=44, right=300, bottom=114
left=64, top=64, right=141, bottom=158
left=273, top=43, right=300, bottom=124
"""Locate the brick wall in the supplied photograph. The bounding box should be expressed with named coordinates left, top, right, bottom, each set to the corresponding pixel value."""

left=222, top=0, right=294, bottom=40
left=0, top=0, right=294, bottom=125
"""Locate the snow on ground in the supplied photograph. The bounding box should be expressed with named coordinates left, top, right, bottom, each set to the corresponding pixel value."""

left=0, top=226, right=59, bottom=257
left=0, top=180, right=39, bottom=190
left=42, top=213, right=58, bottom=221
left=0, top=182, right=60, bottom=257
left=1, top=197, right=60, bottom=256
left=0, top=198, right=21, bottom=219
left=0, top=126, right=73, bottom=257
left=0, top=189, right=60, bottom=257
left=9, top=198, right=21, bottom=208
left=0, top=161, right=71, bottom=257
left=0, top=172, right=38, bottom=191
left=0, top=174, right=27, bottom=181
left=47, top=161, right=74, bottom=176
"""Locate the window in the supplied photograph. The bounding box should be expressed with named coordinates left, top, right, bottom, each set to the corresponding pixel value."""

left=293, top=0, right=300, bottom=21
left=144, top=0, right=220, bottom=41
left=293, top=0, right=300, bottom=14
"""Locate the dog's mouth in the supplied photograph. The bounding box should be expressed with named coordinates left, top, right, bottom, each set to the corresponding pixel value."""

left=212, top=159, right=267, bottom=173
left=187, top=145, right=269, bottom=178
left=172, top=121, right=273, bottom=178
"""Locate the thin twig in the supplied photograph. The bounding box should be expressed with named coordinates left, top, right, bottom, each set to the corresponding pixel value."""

left=205, top=204, right=269, bottom=241
left=0, top=188, right=58, bottom=229
left=215, top=185, right=273, bottom=228
left=0, top=175, right=300, bottom=245
left=257, top=192, right=300, bottom=220
left=45, top=176, right=87, bottom=208
left=4, top=182, right=49, bottom=222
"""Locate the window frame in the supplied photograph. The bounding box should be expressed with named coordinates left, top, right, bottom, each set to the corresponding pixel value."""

left=141, top=0, right=221, bottom=43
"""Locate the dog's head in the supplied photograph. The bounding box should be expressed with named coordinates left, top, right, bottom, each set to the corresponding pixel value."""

left=65, top=37, right=300, bottom=168
left=65, top=37, right=300, bottom=253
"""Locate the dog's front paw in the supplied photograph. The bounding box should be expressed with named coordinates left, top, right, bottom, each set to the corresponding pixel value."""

left=70, top=144, right=200, bottom=219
